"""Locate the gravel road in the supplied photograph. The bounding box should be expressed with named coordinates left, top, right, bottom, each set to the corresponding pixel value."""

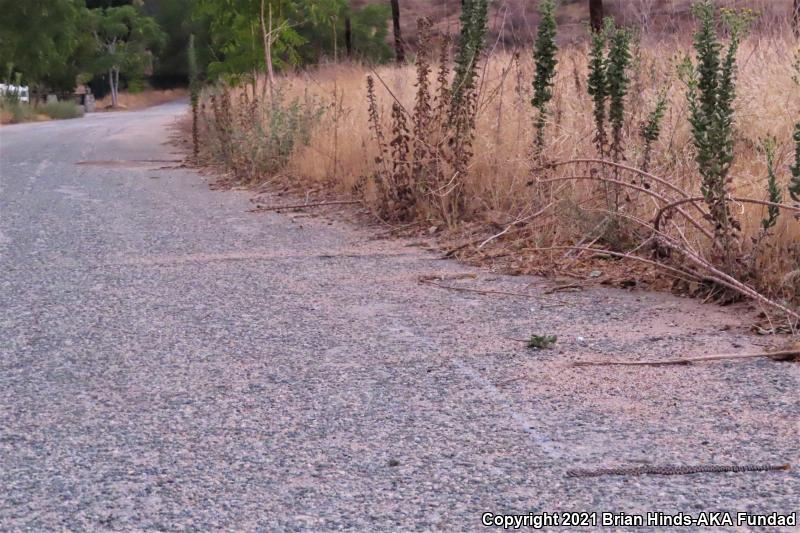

left=1, top=103, right=797, bottom=531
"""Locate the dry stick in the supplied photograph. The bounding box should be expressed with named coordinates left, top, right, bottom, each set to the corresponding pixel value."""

left=529, top=242, right=800, bottom=322
left=419, top=276, right=565, bottom=303
left=659, top=239, right=800, bottom=322
left=249, top=200, right=361, bottom=212
left=443, top=196, right=567, bottom=257
left=535, top=159, right=692, bottom=200
left=524, top=245, right=704, bottom=283
left=573, top=349, right=800, bottom=367
left=478, top=202, right=556, bottom=249
left=368, top=67, right=409, bottom=114
left=654, top=195, right=800, bottom=232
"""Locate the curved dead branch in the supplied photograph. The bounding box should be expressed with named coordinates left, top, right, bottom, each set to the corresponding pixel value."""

left=654, top=195, right=800, bottom=233
left=536, top=175, right=714, bottom=240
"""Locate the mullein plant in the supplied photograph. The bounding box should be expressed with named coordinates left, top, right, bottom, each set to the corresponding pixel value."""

left=587, top=18, right=631, bottom=162
left=680, top=0, right=752, bottom=273
left=748, top=136, right=782, bottom=278
left=449, top=0, right=488, bottom=155
left=587, top=26, right=608, bottom=157
left=790, top=123, right=800, bottom=204
left=638, top=89, right=668, bottom=174
left=531, top=0, right=558, bottom=159
left=606, top=24, right=631, bottom=165
left=450, top=0, right=489, bottom=114
left=760, top=136, right=781, bottom=232
left=586, top=18, right=631, bottom=214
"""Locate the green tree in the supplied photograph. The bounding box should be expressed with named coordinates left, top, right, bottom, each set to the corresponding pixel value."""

left=88, top=5, right=166, bottom=106
left=198, top=0, right=305, bottom=85
left=0, top=0, right=91, bottom=92
left=143, top=0, right=212, bottom=87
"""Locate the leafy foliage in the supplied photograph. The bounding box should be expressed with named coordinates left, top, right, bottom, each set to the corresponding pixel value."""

left=531, top=0, right=558, bottom=156
left=639, top=89, right=668, bottom=172
left=527, top=334, right=557, bottom=350
left=587, top=26, right=608, bottom=157
left=0, top=0, right=92, bottom=91
left=681, top=0, right=751, bottom=265
left=88, top=5, right=165, bottom=105
left=760, top=137, right=781, bottom=231
left=587, top=18, right=631, bottom=162
left=791, top=123, right=800, bottom=203
left=606, top=24, right=631, bottom=163
left=451, top=0, right=489, bottom=111
left=41, top=101, right=85, bottom=119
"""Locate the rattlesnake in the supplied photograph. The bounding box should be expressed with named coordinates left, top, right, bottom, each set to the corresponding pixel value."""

left=566, top=463, right=791, bottom=478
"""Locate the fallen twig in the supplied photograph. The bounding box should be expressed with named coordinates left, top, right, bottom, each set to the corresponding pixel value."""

left=572, top=349, right=800, bottom=367
left=544, top=283, right=584, bottom=294
left=249, top=200, right=361, bottom=212
left=419, top=275, right=564, bottom=303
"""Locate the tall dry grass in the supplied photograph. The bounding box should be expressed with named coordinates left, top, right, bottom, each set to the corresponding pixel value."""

left=197, top=30, right=800, bottom=316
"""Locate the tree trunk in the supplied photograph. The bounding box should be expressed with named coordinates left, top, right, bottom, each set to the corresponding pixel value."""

left=590, top=0, right=604, bottom=32
left=260, top=0, right=275, bottom=100
left=109, top=68, right=118, bottom=108
left=390, top=0, right=405, bottom=63
left=344, top=15, right=352, bottom=57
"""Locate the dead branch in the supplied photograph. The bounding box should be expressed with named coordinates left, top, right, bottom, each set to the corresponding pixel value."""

left=535, top=159, right=693, bottom=199
left=419, top=275, right=564, bottom=302
left=535, top=175, right=714, bottom=240
left=572, top=349, right=800, bottom=367
left=478, top=202, right=555, bottom=249
left=658, top=240, right=800, bottom=322
left=523, top=245, right=704, bottom=282
left=544, top=283, right=584, bottom=294
left=654, top=195, right=800, bottom=232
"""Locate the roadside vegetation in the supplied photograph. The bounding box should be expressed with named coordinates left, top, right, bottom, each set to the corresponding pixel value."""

left=192, top=0, right=800, bottom=330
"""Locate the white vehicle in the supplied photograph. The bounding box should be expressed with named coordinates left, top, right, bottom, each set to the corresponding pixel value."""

left=0, top=83, right=30, bottom=103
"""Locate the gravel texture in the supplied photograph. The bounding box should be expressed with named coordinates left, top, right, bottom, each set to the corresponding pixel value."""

left=1, top=103, right=798, bottom=531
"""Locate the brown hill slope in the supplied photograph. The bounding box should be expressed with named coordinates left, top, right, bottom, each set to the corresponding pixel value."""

left=353, top=0, right=796, bottom=47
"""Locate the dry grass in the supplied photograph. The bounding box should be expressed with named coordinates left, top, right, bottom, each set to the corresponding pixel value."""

left=97, top=88, right=187, bottom=111
left=196, top=25, right=800, bottom=317
left=351, top=0, right=798, bottom=47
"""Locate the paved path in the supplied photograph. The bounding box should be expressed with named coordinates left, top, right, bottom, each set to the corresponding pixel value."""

left=1, top=103, right=797, bottom=531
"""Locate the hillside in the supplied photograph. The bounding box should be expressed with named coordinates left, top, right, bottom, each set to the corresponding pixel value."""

left=352, top=0, right=797, bottom=46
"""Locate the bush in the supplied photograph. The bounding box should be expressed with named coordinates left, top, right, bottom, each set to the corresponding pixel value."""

left=202, top=86, right=323, bottom=181
left=0, top=99, right=35, bottom=123
left=40, top=101, right=84, bottom=120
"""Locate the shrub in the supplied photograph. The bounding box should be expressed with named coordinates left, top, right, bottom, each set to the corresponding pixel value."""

left=0, top=100, right=35, bottom=123
left=790, top=123, right=800, bottom=203
left=587, top=27, right=608, bottom=157
left=760, top=137, right=781, bottom=232
left=531, top=0, right=558, bottom=157
left=203, top=86, right=322, bottom=181
left=638, top=89, right=667, bottom=172
left=606, top=25, right=631, bottom=164
left=41, top=101, right=84, bottom=120
left=680, top=0, right=751, bottom=273
left=366, top=2, right=490, bottom=224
